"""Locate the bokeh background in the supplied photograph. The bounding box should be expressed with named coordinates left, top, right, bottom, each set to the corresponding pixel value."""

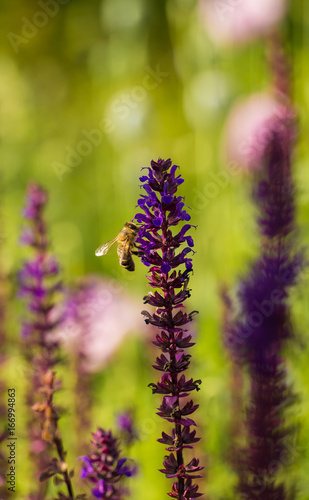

left=1, top=0, right=309, bottom=499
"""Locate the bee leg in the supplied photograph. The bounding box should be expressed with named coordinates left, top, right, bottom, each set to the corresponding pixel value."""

left=131, top=250, right=144, bottom=257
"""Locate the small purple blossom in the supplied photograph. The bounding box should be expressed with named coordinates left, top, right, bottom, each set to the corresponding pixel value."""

left=79, top=428, right=136, bottom=500
left=116, top=411, right=138, bottom=446
left=23, top=183, right=48, bottom=219
left=134, top=158, right=202, bottom=499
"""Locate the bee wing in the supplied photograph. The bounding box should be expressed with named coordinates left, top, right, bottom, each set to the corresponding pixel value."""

left=119, top=237, right=130, bottom=262
left=95, top=236, right=118, bottom=257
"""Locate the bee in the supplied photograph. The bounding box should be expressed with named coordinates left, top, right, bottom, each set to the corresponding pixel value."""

left=95, top=222, right=139, bottom=272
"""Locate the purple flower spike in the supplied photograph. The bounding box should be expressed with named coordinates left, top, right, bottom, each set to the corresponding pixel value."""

left=225, top=107, right=303, bottom=500
left=19, top=183, right=62, bottom=353
left=134, top=158, right=202, bottom=499
left=18, top=183, right=76, bottom=500
left=79, top=428, right=136, bottom=500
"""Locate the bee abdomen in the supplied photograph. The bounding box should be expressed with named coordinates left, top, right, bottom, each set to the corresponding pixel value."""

left=117, top=240, right=135, bottom=271
left=121, top=256, right=135, bottom=272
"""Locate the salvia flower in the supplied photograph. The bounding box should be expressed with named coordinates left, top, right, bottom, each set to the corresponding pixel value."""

left=79, top=428, right=136, bottom=500
left=134, top=158, right=202, bottom=499
left=19, top=183, right=62, bottom=352
left=225, top=108, right=303, bottom=500
left=19, top=183, right=76, bottom=500
left=227, top=108, right=301, bottom=356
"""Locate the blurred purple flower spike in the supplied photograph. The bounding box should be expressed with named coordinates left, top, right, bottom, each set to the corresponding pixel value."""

left=18, top=183, right=76, bottom=500
left=19, top=183, right=62, bottom=350
left=225, top=106, right=303, bottom=499
left=228, top=107, right=301, bottom=355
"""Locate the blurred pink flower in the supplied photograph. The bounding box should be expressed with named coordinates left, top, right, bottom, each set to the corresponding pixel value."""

left=199, top=0, right=287, bottom=45
left=31, top=439, right=47, bottom=454
left=222, top=93, right=292, bottom=171
left=55, top=275, right=147, bottom=373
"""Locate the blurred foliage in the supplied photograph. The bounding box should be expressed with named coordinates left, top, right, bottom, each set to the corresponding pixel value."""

left=0, top=0, right=309, bottom=499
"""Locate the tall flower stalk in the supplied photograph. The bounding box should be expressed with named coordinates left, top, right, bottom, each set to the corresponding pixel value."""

left=225, top=107, right=302, bottom=499
left=19, top=183, right=77, bottom=500
left=134, top=158, right=203, bottom=499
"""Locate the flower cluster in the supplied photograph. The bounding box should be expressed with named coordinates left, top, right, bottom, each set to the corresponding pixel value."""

left=80, top=428, right=135, bottom=499
left=134, top=158, right=202, bottom=499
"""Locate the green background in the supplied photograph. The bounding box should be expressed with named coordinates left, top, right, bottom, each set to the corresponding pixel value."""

left=1, top=1, right=309, bottom=499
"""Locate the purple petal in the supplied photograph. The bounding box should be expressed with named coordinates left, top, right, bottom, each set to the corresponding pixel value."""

left=170, top=164, right=179, bottom=175
left=186, top=236, right=194, bottom=247
left=153, top=217, right=163, bottom=227
left=161, top=262, right=171, bottom=273
left=182, top=211, right=191, bottom=221
left=162, top=195, right=174, bottom=204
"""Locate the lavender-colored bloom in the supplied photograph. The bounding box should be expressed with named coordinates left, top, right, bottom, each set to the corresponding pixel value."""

left=134, top=158, right=202, bottom=499
left=225, top=108, right=302, bottom=499
left=79, top=428, right=135, bottom=500
left=56, top=276, right=146, bottom=373
left=19, top=183, right=62, bottom=353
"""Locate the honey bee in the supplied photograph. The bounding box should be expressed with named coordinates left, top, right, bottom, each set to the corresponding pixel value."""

left=95, top=222, right=139, bottom=271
